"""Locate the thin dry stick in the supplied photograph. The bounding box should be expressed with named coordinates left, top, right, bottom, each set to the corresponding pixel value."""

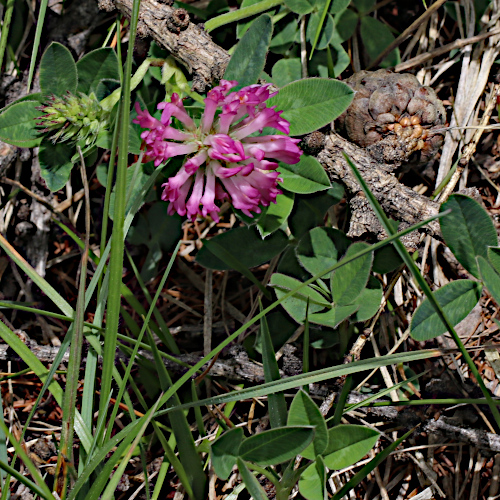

left=488, top=454, right=500, bottom=500
left=395, top=29, right=500, bottom=72
left=371, top=448, right=390, bottom=500
left=300, top=16, right=307, bottom=78
left=367, top=0, right=447, bottom=69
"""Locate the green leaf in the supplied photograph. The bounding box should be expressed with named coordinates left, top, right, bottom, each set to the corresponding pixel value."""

left=360, top=16, right=400, bottom=68
left=76, top=47, right=120, bottom=94
left=39, top=42, right=77, bottom=96
left=410, top=280, right=482, bottom=341
left=0, top=100, right=42, bottom=147
left=269, top=19, right=299, bottom=51
left=288, top=192, right=337, bottom=238
left=352, top=0, right=375, bottom=14
left=296, top=227, right=350, bottom=279
left=257, top=191, right=295, bottom=237
left=196, top=226, right=289, bottom=270
left=330, top=242, right=373, bottom=305
left=236, top=0, right=263, bottom=39
left=261, top=313, right=288, bottom=428
left=478, top=256, right=500, bottom=306
left=287, top=390, right=328, bottom=459
left=39, top=140, right=75, bottom=192
left=334, top=8, right=358, bottom=41
left=224, top=14, right=273, bottom=89
left=440, top=194, right=498, bottom=278
left=330, top=0, right=350, bottom=14
left=266, top=78, right=354, bottom=136
left=330, top=41, right=351, bottom=77
left=351, top=276, right=383, bottom=322
left=285, top=0, right=315, bottom=14
left=237, top=458, right=269, bottom=500
left=270, top=273, right=330, bottom=323
left=278, top=155, right=331, bottom=194
left=299, top=457, right=327, bottom=500
left=323, top=425, right=379, bottom=470
left=372, top=244, right=403, bottom=274
left=211, top=428, right=244, bottom=480
left=488, top=247, right=500, bottom=275
left=308, top=304, right=359, bottom=328
left=271, top=58, right=302, bottom=87
left=238, top=426, right=315, bottom=465
left=307, top=12, right=335, bottom=51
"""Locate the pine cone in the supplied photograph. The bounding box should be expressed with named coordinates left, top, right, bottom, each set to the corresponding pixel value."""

left=337, top=69, right=446, bottom=164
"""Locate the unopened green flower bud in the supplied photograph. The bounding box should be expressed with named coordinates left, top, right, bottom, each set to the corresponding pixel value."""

left=36, top=91, right=110, bottom=146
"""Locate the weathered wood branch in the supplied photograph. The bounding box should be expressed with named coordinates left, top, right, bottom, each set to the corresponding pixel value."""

left=97, top=0, right=230, bottom=92
left=318, top=132, right=442, bottom=246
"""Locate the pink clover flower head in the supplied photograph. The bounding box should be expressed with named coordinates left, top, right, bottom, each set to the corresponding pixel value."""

left=133, top=80, right=302, bottom=221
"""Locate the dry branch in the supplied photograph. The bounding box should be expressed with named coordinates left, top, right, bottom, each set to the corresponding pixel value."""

left=318, top=132, right=441, bottom=245
left=97, top=0, right=230, bottom=92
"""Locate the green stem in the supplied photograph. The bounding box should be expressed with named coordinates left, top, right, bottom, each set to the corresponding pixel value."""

left=205, top=0, right=284, bottom=32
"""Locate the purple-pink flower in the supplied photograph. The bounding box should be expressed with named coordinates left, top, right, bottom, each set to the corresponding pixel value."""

left=133, top=80, right=302, bottom=221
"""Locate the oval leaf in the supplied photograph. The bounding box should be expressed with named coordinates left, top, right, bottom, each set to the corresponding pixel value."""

left=440, top=194, right=498, bottom=278
left=39, top=140, right=75, bottom=192
left=330, top=242, right=373, bottom=306
left=478, top=256, right=500, bottom=306
left=410, top=280, right=482, bottom=341
left=257, top=191, right=295, bottom=238
left=488, top=247, right=500, bottom=275
left=299, top=457, right=327, bottom=500
left=266, top=78, right=354, bottom=136
left=323, top=425, right=379, bottom=470
left=196, top=226, right=289, bottom=270
left=239, top=426, right=315, bottom=465
left=285, top=0, right=315, bottom=15
left=287, top=390, right=328, bottom=459
left=39, top=42, right=77, bottom=96
left=308, top=304, right=358, bottom=328
left=270, top=273, right=330, bottom=323
left=0, top=100, right=42, bottom=147
left=76, top=48, right=120, bottom=94
left=278, top=155, right=331, bottom=194
left=237, top=458, right=269, bottom=500
left=296, top=227, right=349, bottom=278
left=272, top=58, right=302, bottom=88
left=360, top=16, right=400, bottom=68
left=307, top=12, right=335, bottom=51
left=224, top=14, right=273, bottom=89
left=351, top=276, right=383, bottom=323
left=211, top=428, right=244, bottom=480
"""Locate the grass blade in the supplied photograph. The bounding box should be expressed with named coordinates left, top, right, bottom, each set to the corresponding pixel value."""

left=98, top=0, right=142, bottom=442
left=0, top=0, right=14, bottom=71
left=54, top=150, right=91, bottom=496
left=157, top=349, right=441, bottom=414
left=27, top=0, right=49, bottom=91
